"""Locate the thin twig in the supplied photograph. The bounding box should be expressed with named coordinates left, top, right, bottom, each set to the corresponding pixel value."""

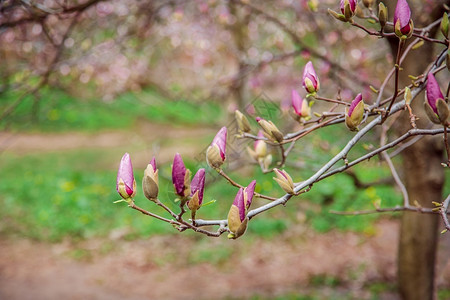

left=444, top=126, right=450, bottom=166
left=314, top=95, right=351, bottom=106
left=439, top=195, right=450, bottom=232
left=217, top=169, right=277, bottom=201
left=277, top=143, right=286, bottom=167
left=129, top=202, right=180, bottom=225
left=383, top=39, right=404, bottom=121
left=330, top=206, right=438, bottom=215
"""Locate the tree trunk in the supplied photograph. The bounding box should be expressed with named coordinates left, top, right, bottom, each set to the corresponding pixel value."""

left=228, top=2, right=251, bottom=110
left=382, top=1, right=448, bottom=298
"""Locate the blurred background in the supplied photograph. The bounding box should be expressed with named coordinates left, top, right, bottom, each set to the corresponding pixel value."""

left=0, top=0, right=449, bottom=299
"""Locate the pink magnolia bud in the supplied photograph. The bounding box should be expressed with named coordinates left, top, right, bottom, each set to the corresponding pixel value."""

left=424, top=73, right=449, bottom=125
left=212, top=127, right=227, bottom=160
left=190, top=168, right=205, bottom=206
left=244, top=180, right=256, bottom=209
left=340, top=0, right=357, bottom=19
left=345, top=93, right=365, bottom=131
left=394, top=0, right=414, bottom=38
left=206, top=127, right=227, bottom=169
left=116, top=153, right=136, bottom=200
left=302, top=61, right=320, bottom=94
left=291, top=89, right=311, bottom=119
left=227, top=188, right=248, bottom=239
left=172, top=153, right=190, bottom=198
left=426, top=73, right=444, bottom=114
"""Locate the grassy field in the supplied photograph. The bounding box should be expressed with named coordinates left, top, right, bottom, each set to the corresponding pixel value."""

left=0, top=87, right=223, bottom=132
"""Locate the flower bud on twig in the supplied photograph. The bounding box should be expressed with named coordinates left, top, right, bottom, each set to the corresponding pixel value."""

left=256, top=117, right=284, bottom=143
left=291, top=89, right=311, bottom=121
left=235, top=110, right=251, bottom=133
left=206, top=127, right=227, bottom=169
left=244, top=180, right=256, bottom=209
left=424, top=73, right=449, bottom=125
left=172, top=153, right=191, bottom=199
left=345, top=93, right=365, bottom=131
left=394, top=0, right=414, bottom=39
left=340, top=0, right=357, bottom=20
left=188, top=168, right=205, bottom=212
left=227, top=188, right=248, bottom=239
left=378, top=2, right=388, bottom=28
left=143, top=157, right=159, bottom=201
left=273, top=168, right=295, bottom=194
left=302, top=61, right=320, bottom=94
left=116, top=153, right=137, bottom=200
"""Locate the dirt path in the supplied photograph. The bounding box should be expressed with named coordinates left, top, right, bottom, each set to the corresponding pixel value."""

left=0, top=122, right=217, bottom=167
left=0, top=121, right=214, bottom=152
left=0, top=220, right=395, bottom=300
left=1, top=220, right=449, bottom=300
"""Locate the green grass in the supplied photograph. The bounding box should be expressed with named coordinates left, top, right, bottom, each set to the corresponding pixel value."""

left=0, top=144, right=422, bottom=243
left=0, top=87, right=224, bottom=132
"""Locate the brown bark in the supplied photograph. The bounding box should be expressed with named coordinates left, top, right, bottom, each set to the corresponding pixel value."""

left=228, top=2, right=251, bottom=110
left=381, top=1, right=448, bottom=299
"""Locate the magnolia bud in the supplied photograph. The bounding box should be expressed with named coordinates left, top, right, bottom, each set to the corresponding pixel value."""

left=291, top=89, right=311, bottom=121
left=425, top=73, right=448, bottom=125
left=142, top=157, right=159, bottom=201
left=188, top=168, right=205, bottom=212
left=235, top=110, right=251, bottom=133
left=340, top=0, right=357, bottom=20
left=273, top=168, right=295, bottom=194
left=302, top=61, right=320, bottom=94
left=256, top=117, right=283, bottom=143
left=378, top=2, right=388, bottom=28
left=243, top=180, right=256, bottom=209
left=188, top=191, right=201, bottom=213
left=206, top=127, right=227, bottom=169
left=116, top=153, right=136, bottom=200
left=172, top=153, right=191, bottom=199
left=394, top=0, right=414, bottom=39
left=227, top=188, right=248, bottom=239
left=345, top=94, right=365, bottom=131
left=207, top=145, right=224, bottom=169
